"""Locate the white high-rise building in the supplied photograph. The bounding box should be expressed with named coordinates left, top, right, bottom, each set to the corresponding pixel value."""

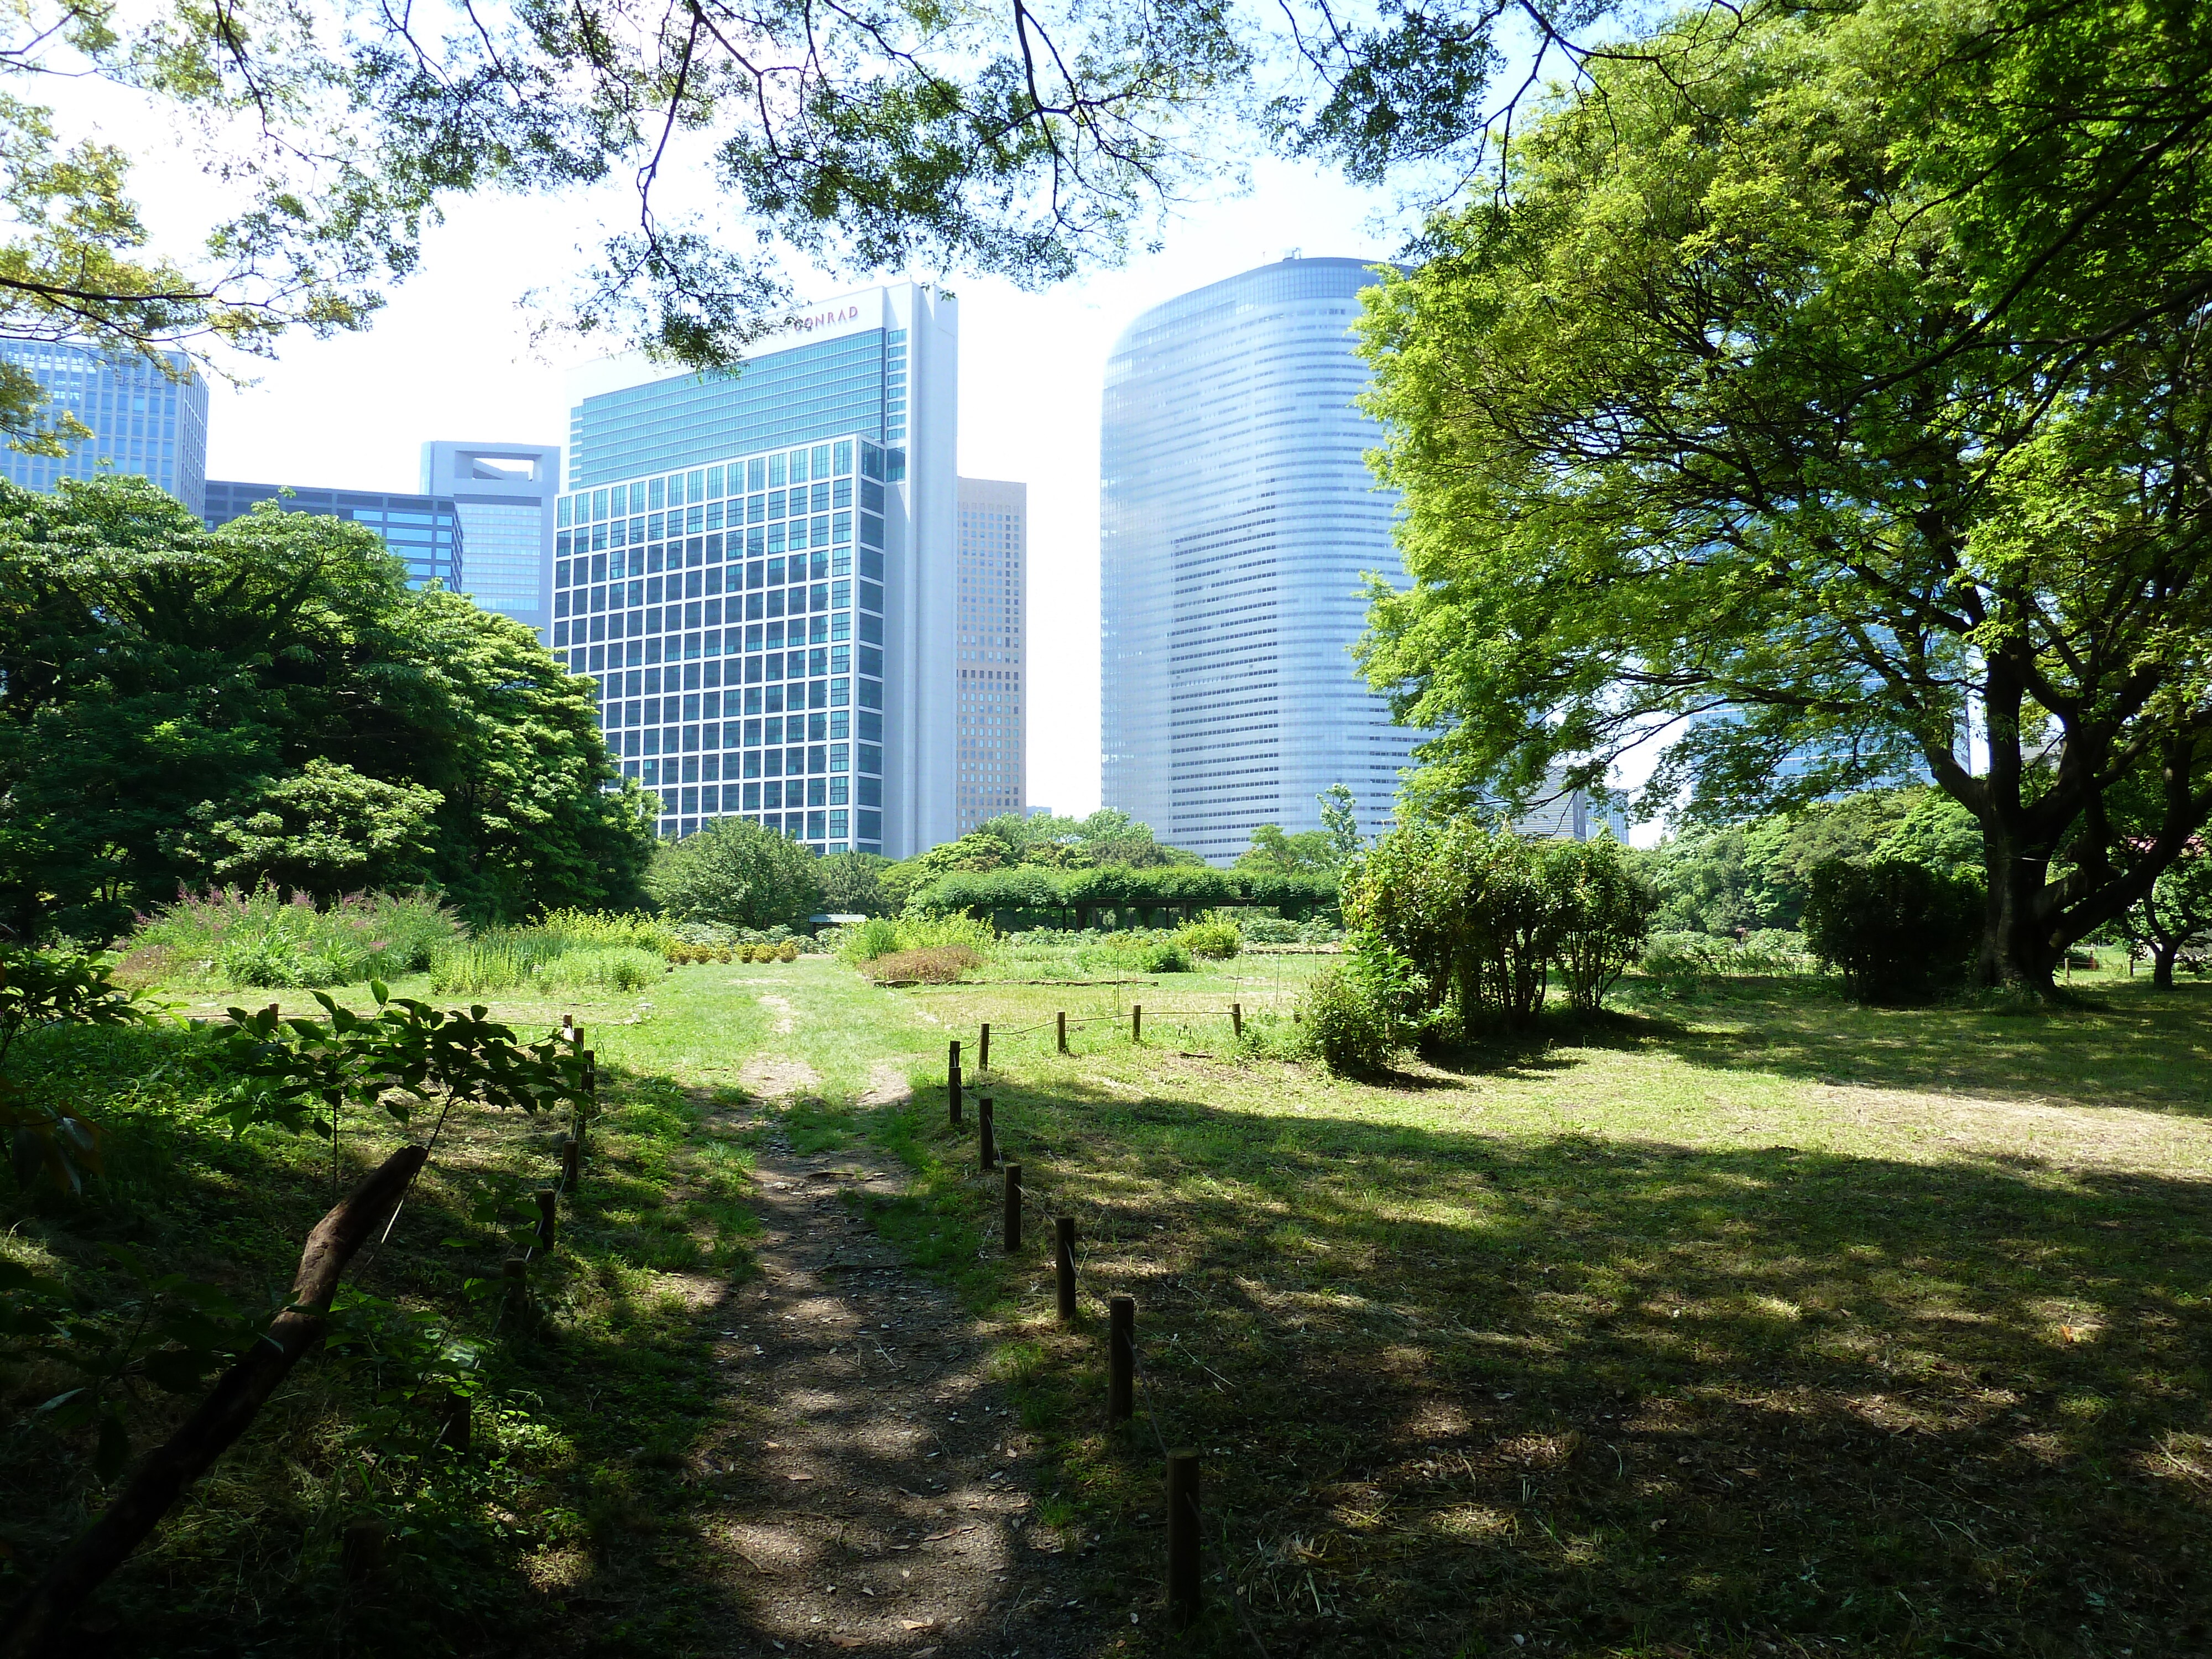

left=555, top=283, right=958, bottom=856
left=1100, top=258, right=1421, bottom=863
left=955, top=477, right=1026, bottom=830
left=421, top=441, right=562, bottom=634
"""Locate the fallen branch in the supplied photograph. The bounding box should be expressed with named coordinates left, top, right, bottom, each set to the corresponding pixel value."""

left=0, top=1144, right=426, bottom=1656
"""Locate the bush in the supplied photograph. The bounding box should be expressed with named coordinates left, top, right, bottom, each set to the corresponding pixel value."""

left=1176, top=917, right=1243, bottom=960
left=647, top=817, right=824, bottom=928
left=1801, top=857, right=1983, bottom=1003
left=836, top=916, right=904, bottom=964
left=1542, top=836, right=1658, bottom=1013
left=865, top=946, right=982, bottom=984
left=1299, top=937, right=1425, bottom=1073
left=1138, top=938, right=1193, bottom=973
left=124, top=884, right=462, bottom=988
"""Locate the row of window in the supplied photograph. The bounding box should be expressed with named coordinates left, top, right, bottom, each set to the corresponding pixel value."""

left=629, top=752, right=881, bottom=797
left=560, top=572, right=880, bottom=617
left=647, top=799, right=878, bottom=844
left=560, top=508, right=886, bottom=558
left=560, top=440, right=864, bottom=526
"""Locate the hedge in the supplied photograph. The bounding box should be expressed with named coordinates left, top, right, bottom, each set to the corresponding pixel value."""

left=909, top=865, right=1338, bottom=924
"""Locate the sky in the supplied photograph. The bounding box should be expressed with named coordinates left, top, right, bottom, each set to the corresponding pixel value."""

left=177, top=163, right=1406, bottom=823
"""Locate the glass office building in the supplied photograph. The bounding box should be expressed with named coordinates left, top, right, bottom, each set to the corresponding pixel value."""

left=0, top=341, right=208, bottom=515
left=557, top=283, right=958, bottom=854
left=420, top=442, right=561, bottom=633
left=201, top=482, right=463, bottom=589
left=956, top=477, right=1026, bottom=831
left=1100, top=258, right=1418, bottom=863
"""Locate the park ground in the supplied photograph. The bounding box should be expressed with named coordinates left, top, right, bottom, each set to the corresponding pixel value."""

left=6, top=953, right=2210, bottom=1656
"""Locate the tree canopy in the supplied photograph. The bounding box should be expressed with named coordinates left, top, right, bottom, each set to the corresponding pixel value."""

left=1357, top=0, right=2212, bottom=989
left=0, top=478, right=655, bottom=939
left=646, top=816, right=824, bottom=928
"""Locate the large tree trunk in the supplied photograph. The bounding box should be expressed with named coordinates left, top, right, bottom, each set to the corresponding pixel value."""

left=1978, top=822, right=2062, bottom=993
left=2154, top=942, right=2179, bottom=988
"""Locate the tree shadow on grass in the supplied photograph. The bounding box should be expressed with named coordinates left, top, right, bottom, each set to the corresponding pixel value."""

left=899, top=1071, right=2212, bottom=1658
left=1425, top=977, right=2212, bottom=1122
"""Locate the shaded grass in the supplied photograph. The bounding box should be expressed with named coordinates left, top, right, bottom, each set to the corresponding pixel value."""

left=801, top=971, right=2212, bottom=1657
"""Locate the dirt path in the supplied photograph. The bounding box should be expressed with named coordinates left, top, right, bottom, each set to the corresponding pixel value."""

left=697, top=1072, right=1100, bottom=1656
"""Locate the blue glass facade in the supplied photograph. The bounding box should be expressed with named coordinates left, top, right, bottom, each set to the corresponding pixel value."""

left=1100, top=258, right=1415, bottom=863
left=0, top=341, right=209, bottom=515
left=568, top=332, right=890, bottom=489
left=201, top=482, right=464, bottom=589
left=551, top=436, right=889, bottom=854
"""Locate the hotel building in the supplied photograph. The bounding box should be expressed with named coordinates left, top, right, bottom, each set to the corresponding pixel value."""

left=553, top=283, right=959, bottom=855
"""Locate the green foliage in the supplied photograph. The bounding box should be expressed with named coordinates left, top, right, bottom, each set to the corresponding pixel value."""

left=1802, top=860, right=1985, bottom=1005
left=1300, top=934, right=1426, bottom=1074
left=1237, top=824, right=1338, bottom=877
left=0, top=948, right=154, bottom=1196
left=1543, top=836, right=1658, bottom=1014
left=1175, top=916, right=1242, bottom=960
left=1318, top=782, right=1363, bottom=862
left=124, top=885, right=462, bottom=989
left=527, top=946, right=662, bottom=995
left=425, top=910, right=675, bottom=995
left=1355, top=0, right=2212, bottom=988
left=0, top=482, right=654, bottom=941
left=1640, top=930, right=1814, bottom=996
left=172, top=759, right=443, bottom=903
left=907, top=861, right=1336, bottom=924
left=211, top=987, right=589, bottom=1139
left=817, top=851, right=891, bottom=916
left=646, top=816, right=823, bottom=930
left=834, top=916, right=904, bottom=965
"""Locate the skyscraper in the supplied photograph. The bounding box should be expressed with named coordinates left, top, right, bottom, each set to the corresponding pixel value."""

left=555, top=282, right=958, bottom=855
left=201, top=482, right=464, bottom=589
left=420, top=442, right=561, bottom=633
left=1100, top=257, right=1415, bottom=863
left=956, top=477, right=1026, bottom=830
left=0, top=341, right=209, bottom=515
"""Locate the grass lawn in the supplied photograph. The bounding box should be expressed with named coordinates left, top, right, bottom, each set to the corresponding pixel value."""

left=6, top=951, right=2210, bottom=1656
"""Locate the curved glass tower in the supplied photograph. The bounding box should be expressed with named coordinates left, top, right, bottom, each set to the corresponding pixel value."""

left=1100, top=257, right=1413, bottom=862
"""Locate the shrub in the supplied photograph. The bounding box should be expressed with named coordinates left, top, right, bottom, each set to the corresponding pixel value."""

left=1138, top=938, right=1192, bottom=973
left=647, top=817, right=823, bottom=928
left=836, top=916, right=904, bottom=963
left=865, top=946, right=982, bottom=984
left=778, top=939, right=799, bottom=962
left=1542, top=835, right=1658, bottom=1013
left=125, top=884, right=462, bottom=988
left=1176, top=916, right=1243, bottom=960
left=1299, top=937, right=1425, bottom=1073
left=1801, top=857, right=1983, bottom=1003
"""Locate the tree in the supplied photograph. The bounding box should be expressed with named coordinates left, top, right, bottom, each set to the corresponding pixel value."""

left=0, top=479, right=653, bottom=940
left=1236, top=825, right=1338, bottom=878
left=817, top=852, right=892, bottom=917
left=647, top=817, right=823, bottom=929
left=1318, top=784, right=1362, bottom=863
left=173, top=760, right=441, bottom=903
left=1542, top=836, right=1656, bottom=1014
left=1358, top=0, right=2212, bottom=993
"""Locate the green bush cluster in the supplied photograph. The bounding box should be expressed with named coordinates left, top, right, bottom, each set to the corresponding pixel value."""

left=121, top=885, right=462, bottom=989
left=909, top=863, right=1338, bottom=927
left=832, top=911, right=998, bottom=966
left=1801, top=858, right=1984, bottom=1004
left=1324, top=821, right=1657, bottom=1064
left=1639, top=929, right=1814, bottom=992
left=426, top=909, right=678, bottom=995
left=1175, top=916, right=1243, bottom=960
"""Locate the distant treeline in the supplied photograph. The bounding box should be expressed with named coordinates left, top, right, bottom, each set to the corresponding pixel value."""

left=907, top=864, right=1339, bottom=926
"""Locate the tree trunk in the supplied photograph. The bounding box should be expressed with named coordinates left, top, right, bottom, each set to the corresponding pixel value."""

left=1979, top=826, right=2062, bottom=993
left=2154, top=942, right=2178, bottom=989
left=0, top=1145, right=425, bottom=1657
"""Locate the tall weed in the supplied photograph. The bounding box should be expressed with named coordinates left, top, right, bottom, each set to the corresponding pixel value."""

left=122, top=885, right=461, bottom=988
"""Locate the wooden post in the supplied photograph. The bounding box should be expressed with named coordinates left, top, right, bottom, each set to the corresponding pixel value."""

left=264, top=1001, right=280, bottom=1023
left=562, top=1014, right=577, bottom=1045
left=978, top=1098, right=996, bottom=1171
left=980, top=1022, right=992, bottom=1072
left=534, top=1189, right=557, bottom=1252
left=1003, top=1162, right=1021, bottom=1254
left=1131, top=1004, right=1142, bottom=1045
left=503, top=1256, right=528, bottom=1319
left=561, top=1135, right=581, bottom=1189
left=341, top=1516, right=387, bottom=1583
left=1166, top=1452, right=1202, bottom=1627
left=1231, top=1003, right=1243, bottom=1041
left=1055, top=1218, right=1077, bottom=1322
left=948, top=1046, right=963, bottom=1126
left=1057, top=1011, right=1068, bottom=1054
left=1109, top=1296, right=1134, bottom=1423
